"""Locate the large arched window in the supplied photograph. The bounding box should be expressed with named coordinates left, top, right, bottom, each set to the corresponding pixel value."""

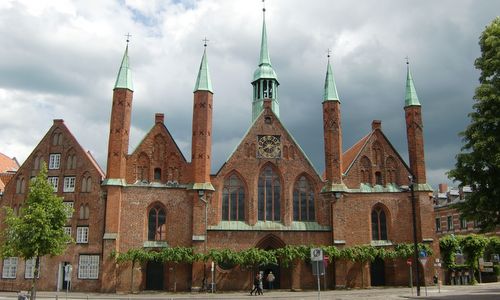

left=371, top=207, right=388, bottom=240
left=148, top=205, right=166, bottom=241
left=258, top=166, right=281, bottom=221
left=222, top=174, right=245, bottom=221
left=293, top=176, right=315, bottom=221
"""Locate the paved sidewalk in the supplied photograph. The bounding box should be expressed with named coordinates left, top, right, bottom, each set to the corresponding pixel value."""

left=1, top=283, right=499, bottom=300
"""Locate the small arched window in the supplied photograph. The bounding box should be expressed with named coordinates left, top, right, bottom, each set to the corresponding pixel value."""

left=375, top=171, right=383, bottom=185
left=360, top=156, right=372, bottom=184
left=222, top=174, right=245, bottom=221
left=148, top=205, right=166, bottom=241
left=154, top=168, right=162, bottom=181
left=371, top=207, right=388, bottom=240
left=293, top=176, right=315, bottom=221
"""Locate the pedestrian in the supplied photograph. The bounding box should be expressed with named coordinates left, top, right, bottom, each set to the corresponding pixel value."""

left=258, top=271, right=264, bottom=295
left=266, top=271, right=275, bottom=290
left=250, top=273, right=259, bottom=295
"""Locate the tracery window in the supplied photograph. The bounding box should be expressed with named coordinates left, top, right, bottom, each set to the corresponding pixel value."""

left=148, top=205, right=166, bottom=241
left=258, top=166, right=281, bottom=221
left=360, top=156, right=372, bottom=184
left=371, top=207, right=388, bottom=240
left=385, top=156, right=397, bottom=184
left=222, top=174, right=245, bottom=221
left=293, top=176, right=315, bottom=221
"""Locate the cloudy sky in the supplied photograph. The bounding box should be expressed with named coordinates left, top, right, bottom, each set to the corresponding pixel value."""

left=0, top=0, right=498, bottom=189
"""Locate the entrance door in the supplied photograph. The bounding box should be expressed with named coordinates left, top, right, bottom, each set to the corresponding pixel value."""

left=370, top=258, right=385, bottom=286
left=146, top=261, right=164, bottom=290
left=59, top=261, right=71, bottom=290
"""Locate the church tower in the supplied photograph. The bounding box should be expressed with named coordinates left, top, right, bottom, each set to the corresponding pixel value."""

left=191, top=42, right=214, bottom=190
left=252, top=4, right=279, bottom=121
left=321, top=54, right=347, bottom=193
left=106, top=42, right=133, bottom=181
left=404, top=62, right=427, bottom=185
left=101, top=41, right=133, bottom=292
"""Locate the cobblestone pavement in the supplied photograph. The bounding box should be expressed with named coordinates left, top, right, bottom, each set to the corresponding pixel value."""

left=1, top=282, right=499, bottom=300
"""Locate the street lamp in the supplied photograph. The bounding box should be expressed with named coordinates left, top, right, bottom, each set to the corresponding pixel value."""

left=409, top=175, right=421, bottom=296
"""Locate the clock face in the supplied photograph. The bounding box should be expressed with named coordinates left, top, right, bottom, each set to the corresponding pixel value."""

left=257, top=135, right=281, bottom=158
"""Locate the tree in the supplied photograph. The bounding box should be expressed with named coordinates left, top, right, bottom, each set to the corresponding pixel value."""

left=0, top=163, right=72, bottom=300
left=448, top=17, right=500, bottom=231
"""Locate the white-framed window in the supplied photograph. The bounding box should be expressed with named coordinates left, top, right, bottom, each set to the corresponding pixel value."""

left=63, top=177, right=76, bottom=192
left=64, top=226, right=72, bottom=237
left=2, top=257, right=18, bottom=279
left=78, top=255, right=99, bottom=279
left=63, top=202, right=74, bottom=219
left=76, top=227, right=89, bottom=243
left=49, top=154, right=61, bottom=170
left=48, top=177, right=59, bottom=192
left=24, top=258, right=40, bottom=279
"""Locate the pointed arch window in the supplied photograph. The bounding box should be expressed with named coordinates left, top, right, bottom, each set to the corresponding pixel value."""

left=360, top=156, right=372, bottom=184
left=148, top=205, right=166, bottom=241
left=293, top=176, right=315, bottom=221
left=222, top=174, right=245, bottom=221
left=386, top=156, right=397, bottom=184
left=258, top=166, right=281, bottom=221
left=371, top=207, right=388, bottom=240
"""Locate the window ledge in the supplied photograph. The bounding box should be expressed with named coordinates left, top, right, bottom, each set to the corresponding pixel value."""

left=370, top=240, right=393, bottom=247
left=143, top=241, right=168, bottom=248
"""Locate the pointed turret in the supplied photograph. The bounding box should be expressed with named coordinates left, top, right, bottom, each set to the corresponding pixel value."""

left=405, top=64, right=420, bottom=107
left=191, top=43, right=214, bottom=191
left=323, top=57, right=340, bottom=102
left=193, top=46, right=213, bottom=93
left=404, top=61, right=430, bottom=189
left=114, top=44, right=133, bottom=91
left=322, top=54, right=347, bottom=193
left=252, top=5, right=280, bottom=121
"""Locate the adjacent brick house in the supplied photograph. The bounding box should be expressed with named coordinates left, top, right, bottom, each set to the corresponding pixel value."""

left=0, top=152, right=19, bottom=195
left=0, top=7, right=438, bottom=293
left=0, top=120, right=105, bottom=292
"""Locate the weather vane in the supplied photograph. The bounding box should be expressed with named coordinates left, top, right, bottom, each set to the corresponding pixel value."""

left=262, top=0, right=266, bottom=13
left=202, top=37, right=209, bottom=47
left=125, top=33, right=132, bottom=43
left=405, top=56, right=409, bottom=65
left=327, top=48, right=332, bottom=59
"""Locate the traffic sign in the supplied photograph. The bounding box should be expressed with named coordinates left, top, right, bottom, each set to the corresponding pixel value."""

left=419, top=257, right=428, bottom=267
left=407, top=258, right=412, bottom=266
left=419, top=250, right=427, bottom=258
left=311, top=248, right=323, bottom=261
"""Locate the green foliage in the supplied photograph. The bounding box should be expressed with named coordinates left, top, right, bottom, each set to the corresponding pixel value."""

left=0, top=163, right=72, bottom=259
left=439, top=235, right=462, bottom=268
left=157, top=246, right=196, bottom=264
left=238, top=247, right=277, bottom=268
left=0, top=163, right=72, bottom=300
left=448, top=17, right=500, bottom=231
left=274, top=245, right=309, bottom=267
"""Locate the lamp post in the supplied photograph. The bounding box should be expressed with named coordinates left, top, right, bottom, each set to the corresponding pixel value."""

left=198, top=190, right=208, bottom=290
left=409, top=175, right=421, bottom=296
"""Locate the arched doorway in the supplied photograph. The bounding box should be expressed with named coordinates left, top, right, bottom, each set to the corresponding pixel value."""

left=256, top=234, right=286, bottom=290
left=146, top=261, right=164, bottom=290
left=370, top=258, right=385, bottom=286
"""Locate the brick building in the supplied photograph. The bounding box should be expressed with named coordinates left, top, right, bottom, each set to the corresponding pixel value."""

left=0, top=7, right=438, bottom=293
left=0, top=152, right=19, bottom=195
left=434, top=183, right=500, bottom=236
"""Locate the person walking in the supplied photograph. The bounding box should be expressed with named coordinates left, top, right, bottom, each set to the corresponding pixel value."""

left=258, top=271, right=264, bottom=295
left=250, top=273, right=260, bottom=295
left=266, top=271, right=275, bottom=290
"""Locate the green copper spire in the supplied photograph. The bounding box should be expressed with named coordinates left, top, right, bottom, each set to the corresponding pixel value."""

left=405, top=62, right=421, bottom=106
left=194, top=42, right=213, bottom=93
left=114, top=43, right=133, bottom=91
left=252, top=3, right=280, bottom=121
left=323, top=54, right=340, bottom=102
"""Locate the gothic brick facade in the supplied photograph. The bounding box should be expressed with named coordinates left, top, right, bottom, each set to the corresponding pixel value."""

left=0, top=9, right=439, bottom=293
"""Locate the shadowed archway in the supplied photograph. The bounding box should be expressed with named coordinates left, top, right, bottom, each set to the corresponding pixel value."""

left=256, top=234, right=286, bottom=289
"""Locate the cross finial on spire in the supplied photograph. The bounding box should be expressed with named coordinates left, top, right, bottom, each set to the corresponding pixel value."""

left=405, top=56, right=409, bottom=65
left=327, top=48, right=332, bottom=59
left=262, top=0, right=266, bottom=13
left=125, top=33, right=132, bottom=43
left=202, top=37, right=209, bottom=47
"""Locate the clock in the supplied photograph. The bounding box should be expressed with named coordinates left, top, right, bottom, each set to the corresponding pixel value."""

left=257, top=135, right=281, bottom=158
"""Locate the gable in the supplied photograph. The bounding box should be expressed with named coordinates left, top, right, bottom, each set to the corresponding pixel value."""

left=215, top=103, right=322, bottom=182
left=342, top=128, right=411, bottom=189
left=3, top=119, right=105, bottom=196
left=126, top=120, right=189, bottom=184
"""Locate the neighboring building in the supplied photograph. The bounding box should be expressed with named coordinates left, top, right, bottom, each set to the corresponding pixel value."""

left=0, top=120, right=105, bottom=292
left=434, top=183, right=500, bottom=236
left=0, top=7, right=438, bottom=293
left=0, top=152, right=19, bottom=195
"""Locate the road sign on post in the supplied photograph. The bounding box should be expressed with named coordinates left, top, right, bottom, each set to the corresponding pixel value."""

left=311, top=248, right=323, bottom=261
left=310, top=248, right=323, bottom=300
left=407, top=258, right=412, bottom=266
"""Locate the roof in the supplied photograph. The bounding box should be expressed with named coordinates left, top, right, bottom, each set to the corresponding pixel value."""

left=342, top=133, right=372, bottom=174
left=323, top=58, right=340, bottom=102
left=405, top=64, right=420, bottom=107
left=114, top=44, right=133, bottom=91
left=193, top=47, right=213, bottom=93
left=0, top=152, right=19, bottom=173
